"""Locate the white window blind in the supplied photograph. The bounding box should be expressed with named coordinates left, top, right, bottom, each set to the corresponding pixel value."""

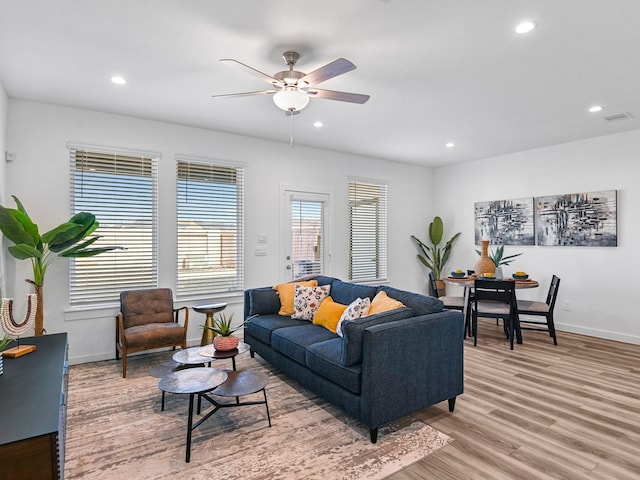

left=69, top=147, right=158, bottom=305
left=348, top=180, right=388, bottom=282
left=176, top=159, right=244, bottom=297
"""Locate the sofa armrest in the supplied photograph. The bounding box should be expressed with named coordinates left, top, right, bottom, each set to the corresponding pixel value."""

left=359, top=309, right=464, bottom=427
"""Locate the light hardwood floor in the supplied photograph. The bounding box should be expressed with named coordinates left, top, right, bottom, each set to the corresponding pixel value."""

left=388, top=321, right=640, bottom=480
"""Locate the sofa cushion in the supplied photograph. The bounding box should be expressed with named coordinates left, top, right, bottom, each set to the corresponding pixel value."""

left=312, top=297, right=347, bottom=333
left=273, top=280, right=318, bottom=316
left=248, top=287, right=281, bottom=316
left=292, top=284, right=331, bottom=320
left=271, top=324, right=338, bottom=365
left=379, top=286, right=444, bottom=316
left=336, top=297, right=371, bottom=337
left=367, top=290, right=405, bottom=315
left=341, top=307, right=413, bottom=366
left=244, top=314, right=307, bottom=345
left=306, top=339, right=362, bottom=394
left=330, top=280, right=378, bottom=306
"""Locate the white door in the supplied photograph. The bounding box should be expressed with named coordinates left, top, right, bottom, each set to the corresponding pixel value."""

left=281, top=189, right=331, bottom=281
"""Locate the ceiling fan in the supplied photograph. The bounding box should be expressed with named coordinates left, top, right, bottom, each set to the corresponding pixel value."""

left=212, top=51, right=370, bottom=114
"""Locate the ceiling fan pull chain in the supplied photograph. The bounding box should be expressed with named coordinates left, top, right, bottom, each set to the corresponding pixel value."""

left=290, top=109, right=295, bottom=147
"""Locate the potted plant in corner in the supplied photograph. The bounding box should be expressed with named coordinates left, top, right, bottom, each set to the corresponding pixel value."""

left=203, top=312, right=245, bottom=351
left=0, top=195, right=124, bottom=335
left=411, top=216, right=461, bottom=296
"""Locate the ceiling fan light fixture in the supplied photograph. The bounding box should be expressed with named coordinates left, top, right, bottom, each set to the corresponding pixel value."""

left=273, top=88, right=309, bottom=112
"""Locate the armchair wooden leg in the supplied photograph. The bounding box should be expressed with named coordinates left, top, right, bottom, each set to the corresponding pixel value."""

left=122, top=352, right=128, bottom=378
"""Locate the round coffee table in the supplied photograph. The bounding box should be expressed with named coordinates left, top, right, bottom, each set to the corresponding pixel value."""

left=158, top=367, right=228, bottom=463
left=198, top=341, right=250, bottom=370
left=172, top=346, right=214, bottom=366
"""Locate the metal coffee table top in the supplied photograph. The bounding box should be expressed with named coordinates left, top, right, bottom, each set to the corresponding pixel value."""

left=158, top=367, right=228, bottom=395
left=212, top=370, right=269, bottom=397
left=172, top=346, right=214, bottom=365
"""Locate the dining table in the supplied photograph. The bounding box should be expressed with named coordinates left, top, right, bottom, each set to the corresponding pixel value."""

left=442, top=275, right=539, bottom=344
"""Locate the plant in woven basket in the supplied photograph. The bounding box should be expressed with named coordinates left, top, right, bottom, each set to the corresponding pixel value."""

left=203, top=313, right=245, bottom=351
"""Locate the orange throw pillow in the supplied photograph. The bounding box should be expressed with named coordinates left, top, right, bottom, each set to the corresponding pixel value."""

left=367, top=290, right=405, bottom=316
left=313, top=297, right=347, bottom=333
left=273, top=280, right=318, bottom=315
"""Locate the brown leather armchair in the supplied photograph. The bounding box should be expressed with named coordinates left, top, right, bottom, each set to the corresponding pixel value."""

left=116, top=288, right=188, bottom=378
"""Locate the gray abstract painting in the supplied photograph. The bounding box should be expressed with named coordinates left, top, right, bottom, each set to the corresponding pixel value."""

left=474, top=197, right=535, bottom=245
left=536, top=190, right=617, bottom=246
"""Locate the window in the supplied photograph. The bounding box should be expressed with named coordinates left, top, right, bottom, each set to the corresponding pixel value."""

left=290, top=197, right=326, bottom=278
left=348, top=179, right=388, bottom=282
left=69, top=146, right=158, bottom=305
left=176, top=158, right=244, bottom=297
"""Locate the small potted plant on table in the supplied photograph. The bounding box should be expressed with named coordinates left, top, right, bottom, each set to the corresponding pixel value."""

left=203, top=313, right=244, bottom=351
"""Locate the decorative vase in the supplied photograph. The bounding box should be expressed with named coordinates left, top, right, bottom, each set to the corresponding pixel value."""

left=435, top=279, right=446, bottom=297
left=494, top=266, right=503, bottom=280
left=474, top=240, right=496, bottom=276
left=213, top=335, right=239, bottom=351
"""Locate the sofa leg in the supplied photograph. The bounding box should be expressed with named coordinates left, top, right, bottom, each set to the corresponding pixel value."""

left=250, top=349, right=255, bottom=358
left=369, top=427, right=378, bottom=443
left=448, top=397, right=456, bottom=412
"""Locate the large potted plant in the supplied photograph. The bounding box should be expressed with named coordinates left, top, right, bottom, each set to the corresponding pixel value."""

left=0, top=195, right=124, bottom=335
left=411, top=216, right=461, bottom=296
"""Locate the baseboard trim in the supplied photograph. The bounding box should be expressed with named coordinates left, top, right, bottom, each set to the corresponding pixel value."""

left=556, top=322, right=640, bottom=345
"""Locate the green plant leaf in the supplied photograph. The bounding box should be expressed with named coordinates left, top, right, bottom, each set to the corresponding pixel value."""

left=59, top=245, right=124, bottom=258
left=8, top=243, right=42, bottom=260
left=0, top=206, right=36, bottom=246
left=429, top=216, right=444, bottom=246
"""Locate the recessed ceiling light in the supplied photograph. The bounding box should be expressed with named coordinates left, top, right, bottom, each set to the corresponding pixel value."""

left=110, top=76, right=127, bottom=85
left=588, top=105, right=603, bottom=113
left=313, top=121, right=324, bottom=128
left=446, top=142, right=455, bottom=148
left=514, top=21, right=536, bottom=34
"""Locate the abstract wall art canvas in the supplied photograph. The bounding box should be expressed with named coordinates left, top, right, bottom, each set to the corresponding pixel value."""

left=474, top=197, right=535, bottom=245
left=536, top=190, right=617, bottom=246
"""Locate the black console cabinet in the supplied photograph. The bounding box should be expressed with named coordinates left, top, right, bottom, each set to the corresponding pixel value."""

left=0, top=333, right=69, bottom=480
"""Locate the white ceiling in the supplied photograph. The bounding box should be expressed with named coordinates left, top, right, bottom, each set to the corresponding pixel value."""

left=1, top=0, right=639, bottom=167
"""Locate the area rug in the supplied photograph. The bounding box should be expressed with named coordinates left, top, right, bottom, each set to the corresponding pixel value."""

left=65, top=350, right=453, bottom=480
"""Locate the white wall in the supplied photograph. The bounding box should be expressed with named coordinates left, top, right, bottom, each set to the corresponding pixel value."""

left=434, top=130, right=640, bottom=344
left=5, top=99, right=434, bottom=363
left=0, top=82, right=7, bottom=295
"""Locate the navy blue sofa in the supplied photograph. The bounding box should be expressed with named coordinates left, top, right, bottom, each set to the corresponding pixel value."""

left=243, top=276, right=464, bottom=443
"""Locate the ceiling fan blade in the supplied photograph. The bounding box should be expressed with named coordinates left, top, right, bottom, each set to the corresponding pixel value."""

left=308, top=88, right=370, bottom=104
left=299, top=58, right=356, bottom=85
left=220, top=59, right=284, bottom=87
left=211, top=90, right=276, bottom=99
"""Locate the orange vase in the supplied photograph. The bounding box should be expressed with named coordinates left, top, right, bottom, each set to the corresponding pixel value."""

left=474, top=240, right=496, bottom=276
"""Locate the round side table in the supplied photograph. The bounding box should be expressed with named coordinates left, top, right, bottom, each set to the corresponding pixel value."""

left=193, top=302, right=228, bottom=346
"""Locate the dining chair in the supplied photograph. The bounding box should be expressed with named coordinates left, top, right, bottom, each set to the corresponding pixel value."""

left=517, top=275, right=561, bottom=345
left=428, top=272, right=465, bottom=310
left=471, top=279, right=519, bottom=349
